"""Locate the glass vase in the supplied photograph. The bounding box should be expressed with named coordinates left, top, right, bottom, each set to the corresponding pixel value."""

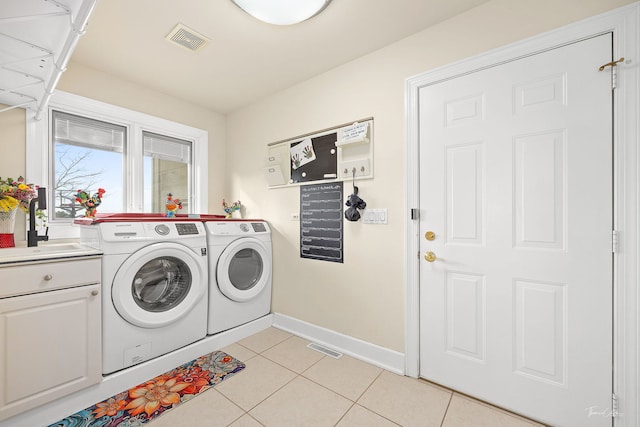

left=0, top=207, right=17, bottom=248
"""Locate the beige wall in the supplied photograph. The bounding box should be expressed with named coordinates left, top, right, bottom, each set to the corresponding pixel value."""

left=0, top=106, right=28, bottom=237
left=225, top=0, right=636, bottom=353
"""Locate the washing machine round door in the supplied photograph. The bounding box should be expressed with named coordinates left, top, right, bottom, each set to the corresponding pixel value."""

left=217, top=238, right=271, bottom=302
left=112, top=242, right=206, bottom=328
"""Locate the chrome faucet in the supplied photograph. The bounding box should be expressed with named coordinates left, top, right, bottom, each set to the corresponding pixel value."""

left=28, top=187, right=49, bottom=247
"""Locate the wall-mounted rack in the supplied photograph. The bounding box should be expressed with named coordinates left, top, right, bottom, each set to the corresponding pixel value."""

left=0, top=0, right=97, bottom=119
left=265, top=117, right=374, bottom=188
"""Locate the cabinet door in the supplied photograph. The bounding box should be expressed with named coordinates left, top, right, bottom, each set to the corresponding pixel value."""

left=0, top=284, right=101, bottom=421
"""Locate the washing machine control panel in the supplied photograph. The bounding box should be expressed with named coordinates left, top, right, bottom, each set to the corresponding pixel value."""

left=175, top=223, right=200, bottom=235
left=151, top=223, right=201, bottom=236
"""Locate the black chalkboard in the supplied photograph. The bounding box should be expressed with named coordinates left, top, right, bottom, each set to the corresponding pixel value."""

left=300, top=182, right=343, bottom=263
left=290, top=133, right=337, bottom=183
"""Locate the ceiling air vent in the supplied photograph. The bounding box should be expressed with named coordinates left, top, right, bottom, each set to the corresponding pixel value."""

left=165, top=23, right=210, bottom=52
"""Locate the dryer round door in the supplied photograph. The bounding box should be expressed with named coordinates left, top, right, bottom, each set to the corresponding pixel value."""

left=112, top=242, right=206, bottom=328
left=217, top=238, right=271, bottom=302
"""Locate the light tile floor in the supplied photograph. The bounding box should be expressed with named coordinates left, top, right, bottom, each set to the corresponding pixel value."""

left=149, top=327, right=546, bottom=427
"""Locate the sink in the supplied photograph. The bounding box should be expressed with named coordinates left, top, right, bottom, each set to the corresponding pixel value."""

left=0, top=243, right=102, bottom=264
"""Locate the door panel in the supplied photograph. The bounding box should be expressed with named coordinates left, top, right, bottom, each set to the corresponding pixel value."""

left=419, top=34, right=613, bottom=426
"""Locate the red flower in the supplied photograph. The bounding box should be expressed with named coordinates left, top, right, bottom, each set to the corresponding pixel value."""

left=179, top=367, right=212, bottom=394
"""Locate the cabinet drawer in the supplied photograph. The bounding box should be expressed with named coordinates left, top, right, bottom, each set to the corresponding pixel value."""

left=0, top=257, right=101, bottom=298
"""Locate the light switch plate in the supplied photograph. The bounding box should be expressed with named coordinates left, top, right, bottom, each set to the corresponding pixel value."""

left=362, top=208, right=387, bottom=224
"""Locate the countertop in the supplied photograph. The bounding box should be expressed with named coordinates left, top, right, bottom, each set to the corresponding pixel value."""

left=0, top=243, right=102, bottom=265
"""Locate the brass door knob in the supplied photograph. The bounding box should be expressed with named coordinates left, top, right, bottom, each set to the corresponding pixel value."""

left=425, top=231, right=436, bottom=241
left=424, top=251, right=437, bottom=262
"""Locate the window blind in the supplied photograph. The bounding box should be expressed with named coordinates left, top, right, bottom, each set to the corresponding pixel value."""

left=143, top=131, right=192, bottom=164
left=53, top=110, right=126, bottom=153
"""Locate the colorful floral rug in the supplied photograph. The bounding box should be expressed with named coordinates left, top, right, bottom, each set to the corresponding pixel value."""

left=48, top=351, right=245, bottom=427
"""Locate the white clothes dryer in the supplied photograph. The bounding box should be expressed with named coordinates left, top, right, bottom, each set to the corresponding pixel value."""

left=80, top=221, right=208, bottom=374
left=205, top=221, right=272, bottom=334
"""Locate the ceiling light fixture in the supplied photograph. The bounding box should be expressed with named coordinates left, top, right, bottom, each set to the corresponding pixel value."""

left=231, top=0, right=332, bottom=26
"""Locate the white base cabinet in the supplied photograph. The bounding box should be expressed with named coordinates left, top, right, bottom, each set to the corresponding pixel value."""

left=0, top=258, right=101, bottom=421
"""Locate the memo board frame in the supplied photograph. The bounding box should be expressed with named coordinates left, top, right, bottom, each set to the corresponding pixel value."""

left=264, top=117, right=374, bottom=188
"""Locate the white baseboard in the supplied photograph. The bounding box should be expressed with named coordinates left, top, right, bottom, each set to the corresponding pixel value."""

left=0, top=315, right=272, bottom=427
left=272, top=313, right=405, bottom=375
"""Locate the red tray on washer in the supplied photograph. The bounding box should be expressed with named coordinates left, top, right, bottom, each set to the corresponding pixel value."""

left=73, top=213, right=227, bottom=225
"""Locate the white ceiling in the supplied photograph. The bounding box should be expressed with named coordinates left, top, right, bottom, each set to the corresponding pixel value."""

left=70, top=0, right=490, bottom=114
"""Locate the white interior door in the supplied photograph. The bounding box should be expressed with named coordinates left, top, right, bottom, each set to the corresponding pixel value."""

left=418, top=34, right=613, bottom=426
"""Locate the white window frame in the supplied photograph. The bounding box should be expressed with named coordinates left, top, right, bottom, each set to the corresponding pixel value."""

left=26, top=91, right=208, bottom=240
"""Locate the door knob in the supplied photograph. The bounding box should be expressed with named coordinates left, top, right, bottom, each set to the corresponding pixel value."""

left=424, top=251, right=437, bottom=262
left=425, top=231, right=436, bottom=241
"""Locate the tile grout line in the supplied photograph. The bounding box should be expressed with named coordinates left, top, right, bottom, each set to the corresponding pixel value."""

left=332, top=401, right=357, bottom=426
left=438, top=390, right=454, bottom=427
left=348, top=369, right=405, bottom=426
left=211, top=389, right=258, bottom=427
left=226, top=339, right=312, bottom=419
left=239, top=333, right=360, bottom=425
left=246, top=332, right=403, bottom=425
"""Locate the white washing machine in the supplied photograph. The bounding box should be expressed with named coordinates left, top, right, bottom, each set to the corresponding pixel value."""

left=80, top=220, right=208, bottom=374
left=205, top=220, right=272, bottom=334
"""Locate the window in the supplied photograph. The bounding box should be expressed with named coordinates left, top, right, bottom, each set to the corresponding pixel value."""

left=52, top=111, right=126, bottom=218
left=142, top=131, right=192, bottom=213
left=27, top=91, right=208, bottom=239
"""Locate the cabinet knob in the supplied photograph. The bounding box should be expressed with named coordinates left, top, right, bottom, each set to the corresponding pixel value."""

left=91, top=290, right=99, bottom=296
left=44, top=274, right=53, bottom=281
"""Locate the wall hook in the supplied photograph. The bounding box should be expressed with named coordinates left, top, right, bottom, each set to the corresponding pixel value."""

left=352, top=167, right=358, bottom=194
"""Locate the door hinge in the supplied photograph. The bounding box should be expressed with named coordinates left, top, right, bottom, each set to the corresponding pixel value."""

left=612, top=393, right=619, bottom=418
left=411, top=208, right=419, bottom=220
left=612, top=230, right=619, bottom=253
left=598, top=57, right=624, bottom=90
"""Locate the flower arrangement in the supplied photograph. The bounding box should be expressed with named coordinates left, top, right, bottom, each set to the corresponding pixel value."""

left=0, top=176, right=38, bottom=213
left=75, top=188, right=106, bottom=218
left=222, top=199, right=241, bottom=218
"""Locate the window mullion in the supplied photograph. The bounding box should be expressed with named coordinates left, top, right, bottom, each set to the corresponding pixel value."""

left=128, top=124, right=145, bottom=212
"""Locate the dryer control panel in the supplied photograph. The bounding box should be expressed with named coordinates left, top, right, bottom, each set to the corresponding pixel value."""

left=207, top=221, right=270, bottom=236
left=251, top=222, right=267, bottom=233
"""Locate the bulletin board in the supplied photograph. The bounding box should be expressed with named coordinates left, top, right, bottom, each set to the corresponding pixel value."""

left=265, top=117, right=374, bottom=188
left=300, top=182, right=344, bottom=263
left=290, top=132, right=338, bottom=183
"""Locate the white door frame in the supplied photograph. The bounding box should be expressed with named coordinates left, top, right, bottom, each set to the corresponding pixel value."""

left=405, top=3, right=639, bottom=425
